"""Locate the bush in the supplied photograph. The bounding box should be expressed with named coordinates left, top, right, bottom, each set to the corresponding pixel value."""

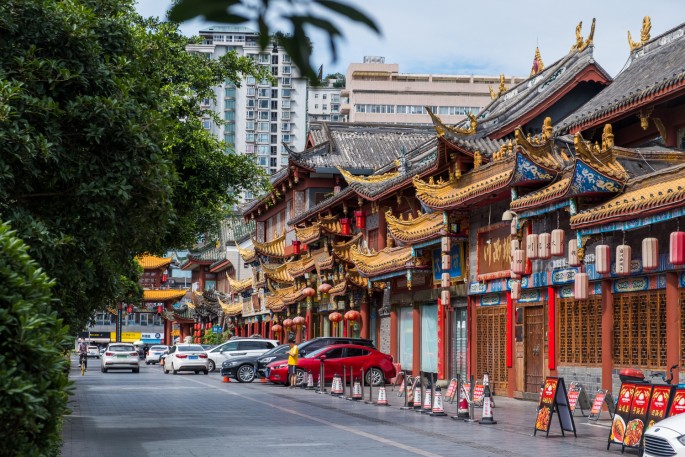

left=0, top=223, right=70, bottom=457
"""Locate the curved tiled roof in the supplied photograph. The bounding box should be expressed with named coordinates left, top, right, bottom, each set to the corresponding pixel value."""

left=262, top=262, right=295, bottom=284
left=253, top=233, right=286, bottom=258
left=226, top=275, right=252, bottom=294
left=331, top=233, right=363, bottom=263
left=143, top=289, right=188, bottom=302
left=386, top=210, right=447, bottom=244
left=351, top=245, right=427, bottom=278
left=137, top=255, right=172, bottom=270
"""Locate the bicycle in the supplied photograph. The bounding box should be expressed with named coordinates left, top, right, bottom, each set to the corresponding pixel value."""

left=79, top=354, right=87, bottom=376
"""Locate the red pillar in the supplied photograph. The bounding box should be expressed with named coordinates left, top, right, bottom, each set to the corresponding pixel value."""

left=468, top=296, right=476, bottom=379
left=360, top=295, right=369, bottom=339
left=261, top=319, right=266, bottom=338
left=601, top=279, right=613, bottom=394
left=506, top=292, right=515, bottom=398
left=412, top=304, right=421, bottom=377
left=390, top=305, right=398, bottom=363
left=666, top=272, right=681, bottom=380
left=547, top=286, right=557, bottom=375
left=306, top=307, right=312, bottom=341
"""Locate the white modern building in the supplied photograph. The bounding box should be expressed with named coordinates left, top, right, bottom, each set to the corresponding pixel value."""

left=186, top=26, right=308, bottom=197
left=307, top=78, right=344, bottom=123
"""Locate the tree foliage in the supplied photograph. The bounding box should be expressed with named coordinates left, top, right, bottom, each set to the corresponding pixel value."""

left=0, top=0, right=270, bottom=331
left=168, top=0, right=380, bottom=85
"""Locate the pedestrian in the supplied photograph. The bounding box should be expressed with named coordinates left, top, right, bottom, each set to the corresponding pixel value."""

left=77, top=338, right=88, bottom=371
left=287, top=338, right=299, bottom=388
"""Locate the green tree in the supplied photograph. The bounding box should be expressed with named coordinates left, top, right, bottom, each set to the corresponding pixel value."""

left=0, top=0, right=270, bottom=331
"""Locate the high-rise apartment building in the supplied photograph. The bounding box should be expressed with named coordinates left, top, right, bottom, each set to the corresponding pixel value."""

left=341, top=56, right=524, bottom=124
left=186, top=26, right=308, bottom=195
left=307, top=78, right=344, bottom=123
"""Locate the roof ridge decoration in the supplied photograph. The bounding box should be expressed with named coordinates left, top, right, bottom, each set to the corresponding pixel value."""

left=332, top=232, right=363, bottom=263
left=385, top=210, right=448, bottom=244
left=266, top=285, right=296, bottom=312
left=318, top=214, right=344, bottom=235
left=252, top=232, right=286, bottom=258
left=226, top=273, right=252, bottom=294
left=426, top=107, right=477, bottom=137
left=218, top=297, right=242, bottom=316
left=530, top=46, right=545, bottom=77
left=513, top=117, right=562, bottom=171
left=571, top=18, right=596, bottom=53
left=143, top=289, right=189, bottom=302
left=346, top=268, right=369, bottom=289
left=350, top=244, right=427, bottom=278
left=294, top=222, right=321, bottom=244
left=136, top=254, right=172, bottom=270
left=236, top=242, right=257, bottom=263
left=628, top=16, right=651, bottom=52
left=489, top=74, right=508, bottom=100
left=574, top=125, right=629, bottom=182
left=261, top=262, right=295, bottom=284
left=336, top=165, right=400, bottom=185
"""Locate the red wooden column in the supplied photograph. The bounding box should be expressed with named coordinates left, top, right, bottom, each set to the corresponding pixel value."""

left=601, top=279, right=614, bottom=394
left=548, top=286, right=557, bottom=376
left=506, top=292, right=515, bottom=398
left=305, top=307, right=312, bottom=341
left=360, top=294, right=370, bottom=339
left=412, top=304, right=421, bottom=377
left=261, top=319, right=266, bottom=338
left=666, top=272, right=681, bottom=380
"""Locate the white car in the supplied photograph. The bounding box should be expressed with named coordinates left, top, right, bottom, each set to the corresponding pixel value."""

left=145, top=345, right=169, bottom=365
left=102, top=343, right=140, bottom=373
left=163, top=344, right=209, bottom=375
left=205, top=338, right=279, bottom=372
left=644, top=412, right=685, bottom=456
left=87, top=345, right=100, bottom=358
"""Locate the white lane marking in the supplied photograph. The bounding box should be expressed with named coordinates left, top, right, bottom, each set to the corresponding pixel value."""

left=186, top=378, right=444, bottom=457
left=265, top=443, right=328, bottom=447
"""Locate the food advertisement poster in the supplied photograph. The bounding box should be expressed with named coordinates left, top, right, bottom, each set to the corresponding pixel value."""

left=647, top=385, right=673, bottom=429
left=622, top=384, right=653, bottom=448
left=609, top=383, right=636, bottom=446
left=567, top=384, right=580, bottom=412
left=535, top=377, right=559, bottom=432
left=669, top=388, right=685, bottom=417
left=445, top=379, right=458, bottom=402
left=591, top=391, right=606, bottom=415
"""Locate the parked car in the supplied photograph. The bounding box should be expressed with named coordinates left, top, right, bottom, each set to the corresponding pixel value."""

left=297, top=337, right=375, bottom=357
left=101, top=343, right=140, bottom=373
left=163, top=344, right=209, bottom=375
left=221, top=344, right=290, bottom=382
left=266, top=344, right=394, bottom=386
left=643, top=412, right=685, bottom=456
left=145, top=345, right=169, bottom=365
left=205, top=338, right=278, bottom=372
left=87, top=345, right=100, bottom=358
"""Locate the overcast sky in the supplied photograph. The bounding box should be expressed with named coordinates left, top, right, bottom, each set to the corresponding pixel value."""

left=135, top=0, right=685, bottom=78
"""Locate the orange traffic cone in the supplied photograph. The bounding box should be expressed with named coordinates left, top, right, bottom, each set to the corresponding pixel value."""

left=413, top=385, right=422, bottom=410
left=222, top=376, right=231, bottom=383
left=457, top=390, right=470, bottom=418
left=352, top=378, right=362, bottom=400
left=430, top=386, right=447, bottom=416
left=422, top=387, right=432, bottom=413
left=376, top=385, right=389, bottom=406
left=479, top=383, right=497, bottom=424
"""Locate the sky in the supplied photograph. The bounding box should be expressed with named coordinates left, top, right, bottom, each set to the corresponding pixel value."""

left=134, top=0, right=685, bottom=79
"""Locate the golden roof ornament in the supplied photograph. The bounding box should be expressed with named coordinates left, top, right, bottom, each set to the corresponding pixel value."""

left=488, top=74, right=507, bottom=100
left=571, top=18, right=596, bottom=52
left=426, top=108, right=477, bottom=135
left=601, top=124, right=614, bottom=150
left=530, top=47, right=545, bottom=76
left=628, top=16, right=651, bottom=52
left=473, top=151, right=482, bottom=170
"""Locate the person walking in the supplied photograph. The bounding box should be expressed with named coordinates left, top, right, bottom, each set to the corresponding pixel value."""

left=77, top=338, right=88, bottom=371
left=287, top=338, right=299, bottom=388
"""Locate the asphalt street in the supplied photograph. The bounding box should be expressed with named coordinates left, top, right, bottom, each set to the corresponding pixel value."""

left=62, top=356, right=633, bottom=457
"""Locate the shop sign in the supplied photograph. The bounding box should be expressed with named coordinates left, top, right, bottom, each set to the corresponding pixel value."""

left=469, top=282, right=487, bottom=294
left=612, top=277, right=648, bottom=293
left=552, top=268, right=577, bottom=285
left=558, top=285, right=574, bottom=298
left=120, top=332, right=141, bottom=342
left=171, top=330, right=180, bottom=336
left=141, top=333, right=164, bottom=340
left=432, top=243, right=464, bottom=283
left=477, top=222, right=522, bottom=281
left=480, top=294, right=501, bottom=306
left=518, top=289, right=540, bottom=303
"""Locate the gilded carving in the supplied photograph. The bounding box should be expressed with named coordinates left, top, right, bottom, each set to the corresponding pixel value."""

left=426, top=107, right=477, bottom=136
left=571, top=18, right=596, bottom=52
left=530, top=46, right=545, bottom=76
left=573, top=132, right=628, bottom=181
left=628, top=16, right=651, bottom=51
left=337, top=166, right=400, bottom=185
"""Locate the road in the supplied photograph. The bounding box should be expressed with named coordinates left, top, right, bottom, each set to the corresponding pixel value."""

left=62, top=356, right=632, bottom=457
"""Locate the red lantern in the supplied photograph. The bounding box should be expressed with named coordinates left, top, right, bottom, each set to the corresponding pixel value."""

left=302, top=287, right=316, bottom=297
left=511, top=249, right=526, bottom=275
left=292, top=240, right=301, bottom=255
left=526, top=234, right=539, bottom=260
left=538, top=233, right=551, bottom=260
left=551, top=229, right=565, bottom=257
left=206, top=322, right=212, bottom=330
left=161, top=273, right=168, bottom=283
left=271, top=324, right=283, bottom=334
left=344, top=310, right=360, bottom=321
left=670, top=232, right=685, bottom=266
left=292, top=316, right=305, bottom=327
left=441, top=236, right=451, bottom=254
left=574, top=272, right=589, bottom=300
left=318, top=283, right=332, bottom=294
left=595, top=245, right=611, bottom=274
left=568, top=239, right=580, bottom=267
left=510, top=281, right=521, bottom=300
left=442, top=253, right=450, bottom=270
left=157, top=305, right=163, bottom=315
left=441, top=272, right=450, bottom=288
left=340, top=218, right=351, bottom=235
left=329, top=312, right=343, bottom=323
left=642, top=238, right=658, bottom=271
left=354, top=210, right=366, bottom=229
left=282, top=318, right=293, bottom=329
left=616, top=245, right=631, bottom=276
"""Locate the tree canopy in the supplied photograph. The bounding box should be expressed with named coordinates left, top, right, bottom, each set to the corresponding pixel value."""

left=0, top=0, right=270, bottom=331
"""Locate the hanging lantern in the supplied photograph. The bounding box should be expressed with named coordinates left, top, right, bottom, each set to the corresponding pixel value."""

left=510, top=281, right=521, bottom=300
left=441, top=236, right=451, bottom=254
left=574, top=272, right=589, bottom=300
left=318, top=283, right=332, bottom=294
left=670, top=231, right=685, bottom=265
left=292, top=316, right=305, bottom=327
left=510, top=217, right=518, bottom=236
left=157, top=305, right=163, bottom=315
left=441, top=290, right=451, bottom=306
left=616, top=244, right=632, bottom=276
left=292, top=240, right=301, bottom=255
left=206, top=322, right=212, bottom=330
left=511, top=249, right=526, bottom=275
left=344, top=310, right=360, bottom=321
left=551, top=229, right=565, bottom=257
left=538, top=233, right=552, bottom=260
left=161, top=272, right=168, bottom=283
left=568, top=240, right=580, bottom=267
left=442, top=253, right=451, bottom=270
left=194, top=323, right=199, bottom=330
left=441, top=273, right=450, bottom=288
left=642, top=237, right=659, bottom=271
left=328, top=312, right=343, bottom=323
left=271, top=324, right=283, bottom=334
left=354, top=210, right=366, bottom=229
left=511, top=239, right=520, bottom=259
left=340, top=218, right=351, bottom=235
left=282, top=318, right=293, bottom=329
left=595, top=245, right=611, bottom=274
left=526, top=234, right=539, bottom=260
left=302, top=287, right=316, bottom=297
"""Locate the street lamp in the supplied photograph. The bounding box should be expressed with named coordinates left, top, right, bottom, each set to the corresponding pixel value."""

left=501, top=209, right=519, bottom=221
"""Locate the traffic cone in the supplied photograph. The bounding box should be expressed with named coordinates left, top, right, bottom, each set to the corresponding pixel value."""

left=222, top=376, right=231, bottom=383
left=352, top=378, right=362, bottom=400
left=376, top=385, right=389, bottom=406
left=479, top=384, right=497, bottom=424
left=331, top=374, right=343, bottom=396
left=422, top=387, right=433, bottom=413
left=430, top=386, right=447, bottom=416
left=306, top=371, right=315, bottom=390
left=457, top=390, right=470, bottom=418
left=259, top=376, right=267, bottom=383
left=413, top=385, right=422, bottom=410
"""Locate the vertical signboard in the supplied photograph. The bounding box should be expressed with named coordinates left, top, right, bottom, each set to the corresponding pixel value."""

left=668, top=388, right=685, bottom=417
left=534, top=377, right=576, bottom=437
left=646, top=385, right=673, bottom=429
left=621, top=384, right=653, bottom=451
left=608, top=383, right=636, bottom=449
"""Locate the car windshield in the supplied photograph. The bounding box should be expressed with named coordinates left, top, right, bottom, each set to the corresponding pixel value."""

left=88, top=346, right=97, bottom=350
left=262, top=345, right=289, bottom=356
left=150, top=346, right=167, bottom=351
left=178, top=345, right=204, bottom=352
left=304, top=347, right=331, bottom=359
left=108, top=345, right=135, bottom=352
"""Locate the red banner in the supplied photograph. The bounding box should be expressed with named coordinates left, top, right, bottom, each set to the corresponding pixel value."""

left=622, top=384, right=652, bottom=448
left=568, top=388, right=580, bottom=412
left=669, top=388, right=685, bottom=417
left=647, top=385, right=673, bottom=428
left=610, top=384, right=636, bottom=445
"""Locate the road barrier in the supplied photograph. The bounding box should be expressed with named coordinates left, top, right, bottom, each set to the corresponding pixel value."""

left=331, top=374, right=343, bottom=396
left=306, top=371, right=314, bottom=390
left=376, top=385, right=389, bottom=406
left=479, top=373, right=497, bottom=425
left=430, top=386, right=447, bottom=416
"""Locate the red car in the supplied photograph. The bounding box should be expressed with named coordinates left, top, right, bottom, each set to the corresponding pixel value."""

left=265, top=344, right=395, bottom=386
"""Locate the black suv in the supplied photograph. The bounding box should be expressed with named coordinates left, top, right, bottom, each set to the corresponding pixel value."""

left=221, top=344, right=291, bottom=382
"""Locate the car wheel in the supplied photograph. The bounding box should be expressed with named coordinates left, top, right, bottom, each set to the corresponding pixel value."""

left=208, top=360, right=216, bottom=373
left=194, top=370, right=199, bottom=374
left=146, top=361, right=150, bottom=365
left=365, top=367, right=384, bottom=386
left=295, top=368, right=306, bottom=387
left=236, top=365, right=256, bottom=383
left=101, top=367, right=107, bottom=373
left=172, top=364, right=178, bottom=375
left=203, top=370, right=209, bottom=375
left=133, top=368, right=139, bottom=373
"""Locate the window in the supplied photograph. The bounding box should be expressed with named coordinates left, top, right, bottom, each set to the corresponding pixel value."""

left=140, top=313, right=148, bottom=327
left=258, top=99, right=270, bottom=109
left=270, top=157, right=277, bottom=167
left=258, top=122, right=269, bottom=132
left=247, top=87, right=256, bottom=96
left=345, top=347, right=369, bottom=357
left=324, top=348, right=345, bottom=359
left=270, top=135, right=278, bottom=144
left=281, top=122, right=290, bottom=132
left=246, top=121, right=255, bottom=131
left=272, top=89, right=279, bottom=98
left=270, top=112, right=278, bottom=122
left=282, top=66, right=291, bottom=75
left=224, top=111, right=235, bottom=121
left=355, top=104, right=395, bottom=114
left=224, top=133, right=235, bottom=145
left=257, top=133, right=269, bottom=143
left=238, top=340, right=274, bottom=350
left=420, top=304, right=438, bottom=372
left=246, top=76, right=256, bottom=85
left=245, top=144, right=255, bottom=153
left=271, top=55, right=279, bottom=64
left=399, top=306, right=413, bottom=371
left=282, top=99, right=291, bottom=109
left=271, top=123, right=278, bottom=133
left=258, top=54, right=269, bottom=63
left=201, top=98, right=210, bottom=106
left=270, top=146, right=277, bottom=155
left=271, top=66, right=278, bottom=76
left=246, top=133, right=255, bottom=142
left=282, top=89, right=291, bottom=97
left=258, top=111, right=269, bottom=120
left=281, top=156, right=288, bottom=165
left=283, top=55, right=291, bottom=63
left=247, top=99, right=256, bottom=108
left=246, top=111, right=255, bottom=120
left=224, top=87, right=236, bottom=98
left=258, top=156, right=268, bottom=166
left=281, top=77, right=291, bottom=86
left=322, top=94, right=327, bottom=100
left=314, top=104, right=318, bottom=109
left=202, top=119, right=211, bottom=130
left=257, top=145, right=269, bottom=154
left=258, top=88, right=270, bottom=97
left=282, top=134, right=291, bottom=143
left=331, top=104, right=340, bottom=112
left=322, top=104, right=328, bottom=110
left=271, top=100, right=278, bottom=110
left=332, top=95, right=340, bottom=103
left=281, top=111, right=291, bottom=120
left=225, top=123, right=235, bottom=132
left=225, top=99, right=236, bottom=109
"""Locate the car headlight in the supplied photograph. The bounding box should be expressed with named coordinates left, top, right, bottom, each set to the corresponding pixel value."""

left=273, top=364, right=288, bottom=369
left=677, top=435, right=685, bottom=446
left=222, top=361, right=237, bottom=368
left=259, top=357, right=276, bottom=363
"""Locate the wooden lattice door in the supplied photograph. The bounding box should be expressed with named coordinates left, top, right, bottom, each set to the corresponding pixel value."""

left=476, top=306, right=507, bottom=393
left=525, top=306, right=544, bottom=393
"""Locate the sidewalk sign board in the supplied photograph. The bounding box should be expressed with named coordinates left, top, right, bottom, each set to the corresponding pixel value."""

left=621, top=384, right=653, bottom=452
left=567, top=382, right=592, bottom=417
left=445, top=378, right=458, bottom=403
left=534, top=377, right=577, bottom=437
left=668, top=387, right=685, bottom=417
left=589, top=389, right=615, bottom=421
left=608, top=383, right=636, bottom=450
left=646, top=385, right=673, bottom=430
